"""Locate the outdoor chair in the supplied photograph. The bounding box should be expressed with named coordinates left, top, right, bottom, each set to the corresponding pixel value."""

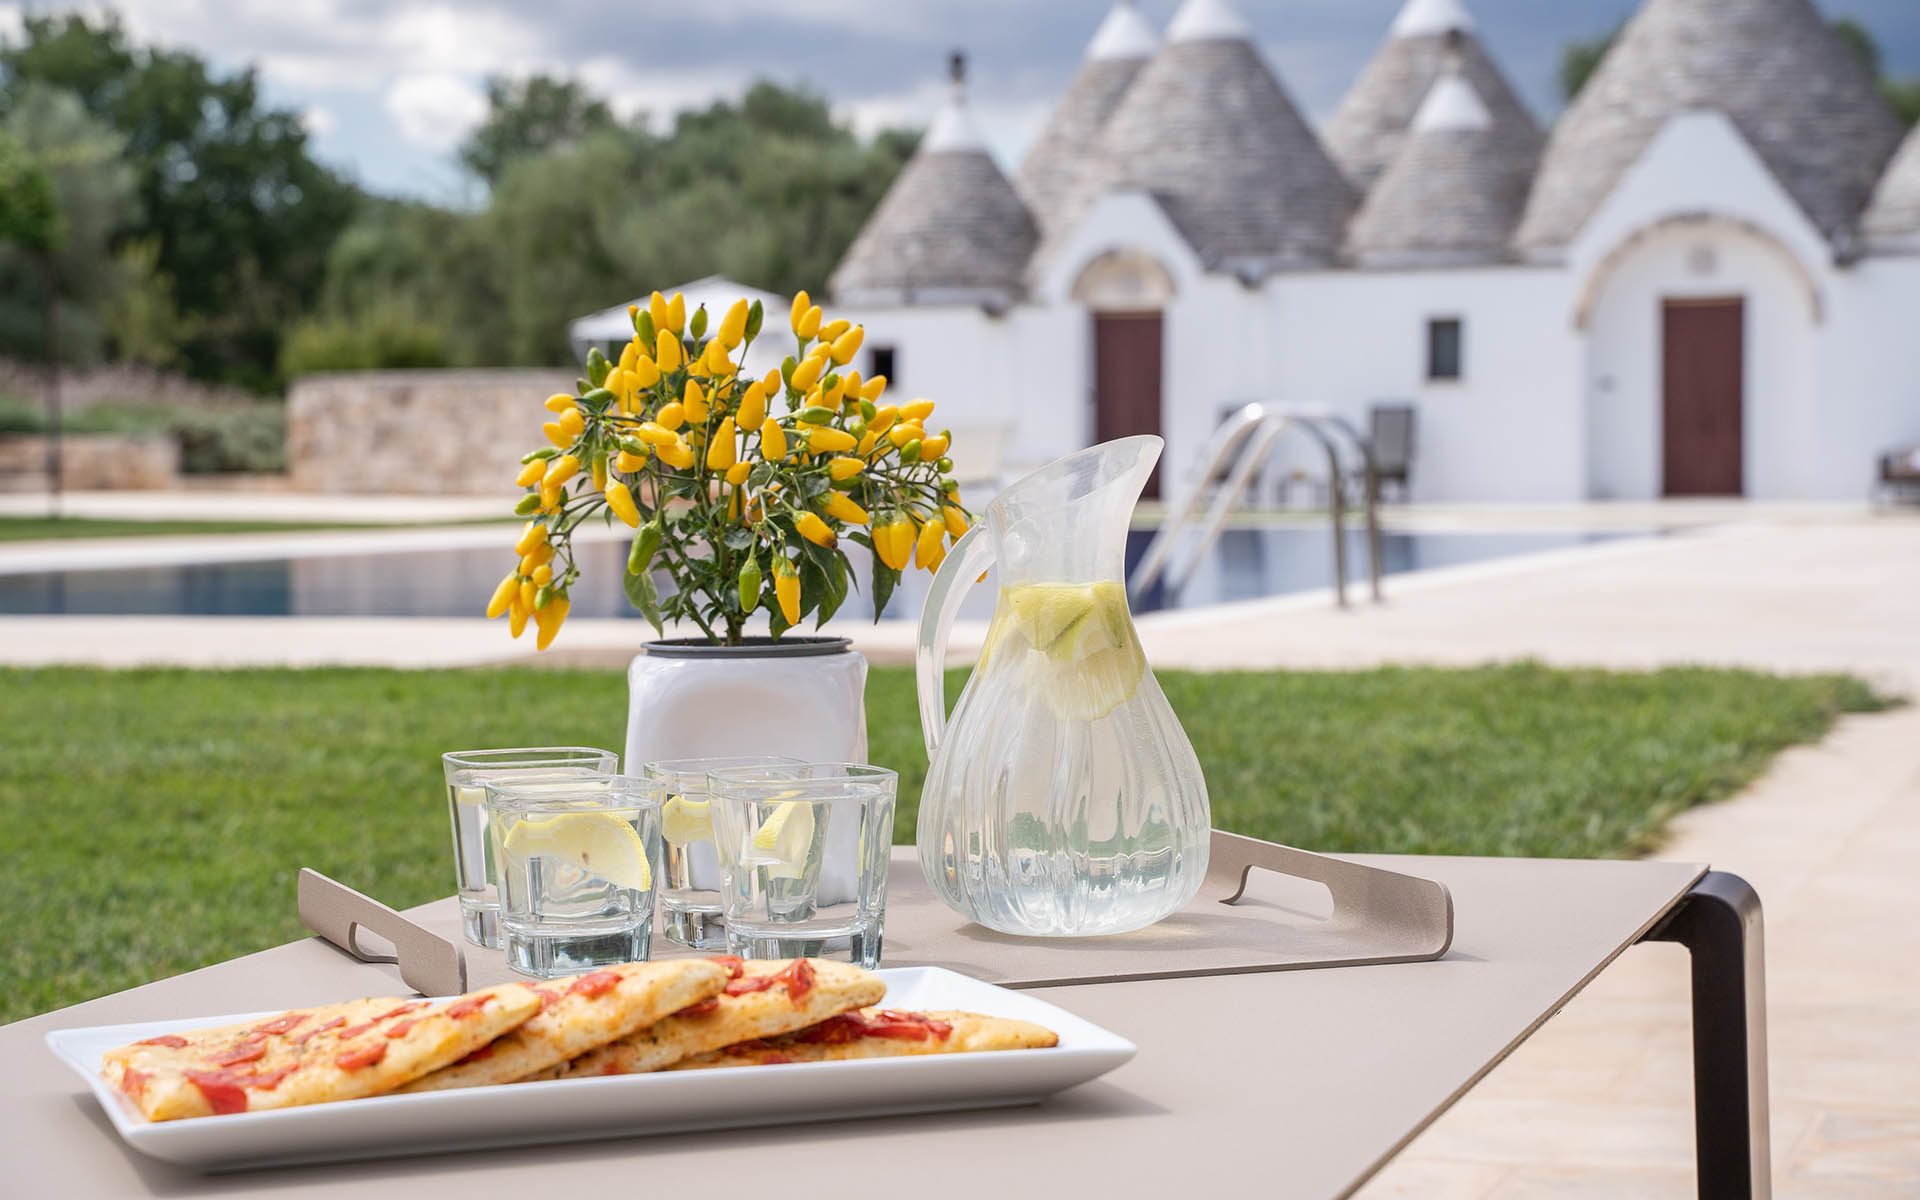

left=1365, top=403, right=1416, bottom=502
left=1877, top=445, right=1920, bottom=507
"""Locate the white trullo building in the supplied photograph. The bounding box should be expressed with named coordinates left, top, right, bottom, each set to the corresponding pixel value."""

left=827, top=0, right=1920, bottom=502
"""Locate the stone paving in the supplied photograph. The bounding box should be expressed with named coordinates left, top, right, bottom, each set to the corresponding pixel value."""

left=2, top=505, right=1917, bottom=1193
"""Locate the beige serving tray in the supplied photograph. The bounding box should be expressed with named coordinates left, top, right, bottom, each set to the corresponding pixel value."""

left=303, top=830, right=1453, bottom=993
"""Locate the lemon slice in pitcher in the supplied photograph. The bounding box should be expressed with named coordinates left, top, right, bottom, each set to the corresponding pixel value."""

left=502, top=813, right=651, bottom=890
left=1002, top=581, right=1146, bottom=722
left=660, top=795, right=713, bottom=846
left=749, top=800, right=815, bottom=880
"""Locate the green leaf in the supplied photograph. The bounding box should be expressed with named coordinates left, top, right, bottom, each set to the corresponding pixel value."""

left=623, top=568, right=663, bottom=635
left=870, top=551, right=897, bottom=622
left=719, top=526, right=756, bottom=551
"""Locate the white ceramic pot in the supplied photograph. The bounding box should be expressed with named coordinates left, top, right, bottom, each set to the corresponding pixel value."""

left=623, top=637, right=869, bottom=770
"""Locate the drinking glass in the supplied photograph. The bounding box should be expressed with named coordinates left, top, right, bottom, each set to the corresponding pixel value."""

left=441, top=747, right=617, bottom=948
left=643, top=755, right=802, bottom=950
left=707, top=763, right=896, bottom=969
left=486, top=774, right=663, bottom=979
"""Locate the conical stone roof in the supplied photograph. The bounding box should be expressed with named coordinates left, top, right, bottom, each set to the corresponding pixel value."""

left=1347, top=70, right=1539, bottom=267
left=1016, top=2, right=1156, bottom=239
left=1862, top=124, right=1920, bottom=247
left=830, top=58, right=1039, bottom=307
left=1325, top=0, right=1540, bottom=193
left=1516, top=0, right=1904, bottom=253
left=1086, top=0, right=1355, bottom=273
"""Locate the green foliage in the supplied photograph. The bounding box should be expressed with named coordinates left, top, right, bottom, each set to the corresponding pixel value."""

left=15, top=401, right=289, bottom=473
left=0, top=13, right=358, bottom=388
left=0, top=126, right=57, bottom=253
left=461, top=74, right=620, bottom=186
left=0, top=663, right=1890, bottom=1021
left=1558, top=28, right=1618, bottom=103
left=280, top=308, right=451, bottom=377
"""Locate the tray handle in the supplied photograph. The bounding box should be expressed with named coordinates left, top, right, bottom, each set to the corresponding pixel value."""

left=297, top=869, right=467, bottom=997
left=1205, top=830, right=1454, bottom=958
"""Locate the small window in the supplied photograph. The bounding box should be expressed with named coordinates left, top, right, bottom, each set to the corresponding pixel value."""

left=869, top=345, right=896, bottom=384
left=1427, top=318, right=1463, bottom=381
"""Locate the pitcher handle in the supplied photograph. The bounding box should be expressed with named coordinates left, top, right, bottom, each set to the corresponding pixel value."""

left=916, top=524, right=995, bottom=759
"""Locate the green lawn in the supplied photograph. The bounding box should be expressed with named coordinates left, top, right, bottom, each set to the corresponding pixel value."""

left=0, top=664, right=1888, bottom=1024
left=0, top=516, right=512, bottom=541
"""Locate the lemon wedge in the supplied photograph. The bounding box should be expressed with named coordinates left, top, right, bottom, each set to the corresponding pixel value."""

left=996, top=581, right=1146, bottom=721
left=749, top=800, right=816, bottom=880
left=660, top=795, right=713, bottom=846
left=501, top=812, right=651, bottom=890
left=453, top=785, right=486, bottom=808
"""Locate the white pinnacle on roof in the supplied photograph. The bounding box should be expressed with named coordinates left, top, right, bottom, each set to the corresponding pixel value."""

left=1392, top=0, right=1475, bottom=38
left=1087, top=0, right=1157, bottom=62
left=1167, top=0, right=1251, bottom=44
left=1411, top=71, right=1491, bottom=132
left=922, top=69, right=986, bottom=153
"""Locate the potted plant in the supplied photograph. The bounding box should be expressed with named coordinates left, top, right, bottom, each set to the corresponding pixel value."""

left=486, top=288, right=968, bottom=766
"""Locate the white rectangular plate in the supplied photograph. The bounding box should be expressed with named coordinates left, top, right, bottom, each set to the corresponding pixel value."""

left=46, top=966, right=1135, bottom=1172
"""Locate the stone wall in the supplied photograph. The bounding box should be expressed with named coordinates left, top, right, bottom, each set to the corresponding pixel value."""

left=0, top=434, right=180, bottom=491
left=0, top=359, right=260, bottom=414
left=287, top=370, right=572, bottom=494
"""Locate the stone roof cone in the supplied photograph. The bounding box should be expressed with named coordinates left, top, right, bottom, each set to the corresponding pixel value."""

left=1016, top=1, right=1157, bottom=239
left=1325, top=0, right=1540, bottom=193
left=830, top=52, right=1039, bottom=307
left=1516, top=0, right=1905, bottom=253
left=1862, top=124, right=1920, bottom=248
left=1347, top=41, right=1540, bottom=266
left=1086, top=0, right=1355, bottom=272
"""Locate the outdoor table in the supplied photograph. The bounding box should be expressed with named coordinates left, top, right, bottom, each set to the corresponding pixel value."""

left=0, top=851, right=1767, bottom=1200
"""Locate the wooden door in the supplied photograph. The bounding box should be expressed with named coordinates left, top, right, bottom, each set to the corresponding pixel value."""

left=1093, top=311, right=1164, bottom=497
left=1662, top=299, right=1745, bottom=496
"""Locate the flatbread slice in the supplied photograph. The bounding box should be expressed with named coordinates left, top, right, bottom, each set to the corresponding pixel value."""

left=400, top=960, right=727, bottom=1092
left=556, top=957, right=885, bottom=1078
left=105, top=985, right=543, bottom=1121
left=666, top=1009, right=1058, bottom=1069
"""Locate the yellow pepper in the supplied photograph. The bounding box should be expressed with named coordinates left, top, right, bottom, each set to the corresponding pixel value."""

left=795, top=511, right=836, bottom=548
left=888, top=423, right=923, bottom=448
left=762, top=366, right=783, bottom=395
left=665, top=292, right=686, bottom=334
left=821, top=493, right=869, bottom=525
left=903, top=399, right=936, bottom=422
left=737, top=379, right=770, bottom=430
left=518, top=544, right=552, bottom=575
left=558, top=407, right=586, bottom=439
left=760, top=418, right=787, bottom=460
left=796, top=304, right=823, bottom=341
left=514, top=521, right=549, bottom=556
left=874, top=516, right=913, bottom=570
left=860, top=376, right=888, bottom=402
left=806, top=426, right=857, bottom=453
left=682, top=379, right=708, bottom=423
left=857, top=429, right=879, bottom=458
left=789, top=353, right=826, bottom=394
left=605, top=480, right=641, bottom=527
left=542, top=420, right=568, bottom=448
left=629, top=355, right=661, bottom=389
left=819, top=318, right=850, bottom=344
left=534, top=592, right=570, bottom=651
left=705, top=417, right=737, bottom=470
left=590, top=454, right=608, bottom=492
left=486, top=572, right=518, bottom=619
left=725, top=461, right=752, bottom=486
left=943, top=505, right=970, bottom=538
left=703, top=339, right=733, bottom=377
left=603, top=368, right=629, bottom=402
left=635, top=422, right=677, bottom=446
left=828, top=456, right=865, bottom=481
left=914, top=518, right=946, bottom=570
left=519, top=579, right=538, bottom=612
left=869, top=406, right=898, bottom=435
left=543, top=393, right=576, bottom=414
left=774, top=558, right=800, bottom=624
left=508, top=596, right=530, bottom=639
left=657, top=401, right=686, bottom=432
left=655, top=329, right=683, bottom=372
left=617, top=340, right=639, bottom=373
left=919, top=433, right=950, bottom=460
left=648, top=291, right=670, bottom=337
left=515, top=460, right=546, bottom=487
left=614, top=448, right=649, bottom=472
left=544, top=454, right=580, bottom=487
left=789, top=290, right=811, bottom=336
left=829, top=326, right=864, bottom=365
left=718, top=298, right=749, bottom=348
left=656, top=438, right=696, bottom=470
left=531, top=563, right=553, bottom=586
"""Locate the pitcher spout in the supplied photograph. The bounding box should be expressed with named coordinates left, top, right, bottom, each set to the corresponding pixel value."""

left=985, top=434, right=1162, bottom=587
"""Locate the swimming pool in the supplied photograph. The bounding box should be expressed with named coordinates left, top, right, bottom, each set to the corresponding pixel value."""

left=0, top=527, right=1639, bottom=620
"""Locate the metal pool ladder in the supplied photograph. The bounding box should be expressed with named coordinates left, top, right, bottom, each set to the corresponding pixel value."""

left=1128, top=404, right=1385, bottom=609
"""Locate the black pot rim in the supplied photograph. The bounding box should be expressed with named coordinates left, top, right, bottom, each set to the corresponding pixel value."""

left=642, top=636, right=854, bottom=659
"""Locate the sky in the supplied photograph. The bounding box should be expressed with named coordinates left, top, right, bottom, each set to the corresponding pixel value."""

left=2, top=0, right=1917, bottom=205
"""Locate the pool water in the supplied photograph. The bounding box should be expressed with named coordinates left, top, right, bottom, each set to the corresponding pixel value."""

left=0, top=527, right=1637, bottom=621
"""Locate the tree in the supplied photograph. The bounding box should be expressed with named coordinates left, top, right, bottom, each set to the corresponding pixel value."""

left=1562, top=17, right=1919, bottom=127
left=0, top=14, right=358, bottom=388
left=460, top=74, right=620, bottom=186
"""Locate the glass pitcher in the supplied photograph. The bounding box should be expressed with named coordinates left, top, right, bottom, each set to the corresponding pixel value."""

left=916, top=436, right=1211, bottom=937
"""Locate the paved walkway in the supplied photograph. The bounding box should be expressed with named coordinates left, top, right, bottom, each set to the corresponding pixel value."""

left=2, top=507, right=1917, bottom=1193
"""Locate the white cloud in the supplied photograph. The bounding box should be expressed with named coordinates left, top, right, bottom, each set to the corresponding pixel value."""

left=0, top=4, right=24, bottom=44
left=300, top=104, right=337, bottom=138
left=384, top=73, right=488, bottom=151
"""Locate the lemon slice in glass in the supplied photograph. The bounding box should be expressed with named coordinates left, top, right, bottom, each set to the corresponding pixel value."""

left=1000, top=581, right=1146, bottom=721
left=502, top=812, right=651, bottom=890
left=749, top=800, right=816, bottom=880
left=660, top=795, right=713, bottom=846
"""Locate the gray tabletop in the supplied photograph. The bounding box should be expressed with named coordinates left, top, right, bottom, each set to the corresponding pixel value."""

left=0, top=853, right=1703, bottom=1199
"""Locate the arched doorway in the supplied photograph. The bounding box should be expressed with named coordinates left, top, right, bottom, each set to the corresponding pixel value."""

left=1074, top=249, right=1176, bottom=497
left=1577, top=215, right=1822, bottom=499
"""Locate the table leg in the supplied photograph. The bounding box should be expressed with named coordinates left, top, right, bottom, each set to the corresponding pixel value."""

left=1642, top=871, right=1770, bottom=1200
